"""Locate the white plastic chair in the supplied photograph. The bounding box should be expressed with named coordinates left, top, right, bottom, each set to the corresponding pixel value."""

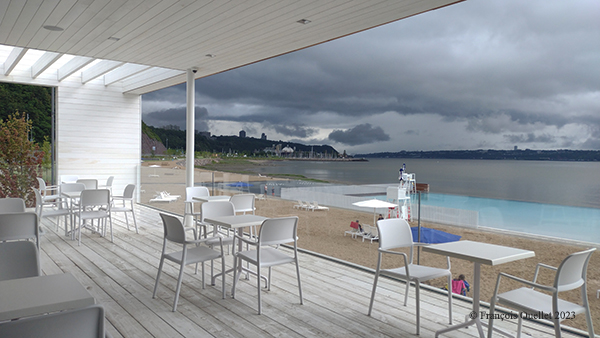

left=0, top=197, right=26, bottom=213
left=110, top=184, right=137, bottom=233
left=76, top=179, right=98, bottom=190
left=183, top=186, right=209, bottom=228
left=230, top=194, right=257, bottom=239
left=60, top=175, right=79, bottom=184
left=0, top=304, right=108, bottom=338
left=230, top=194, right=255, bottom=215
left=36, top=177, right=60, bottom=203
left=98, top=176, right=114, bottom=195
left=367, top=218, right=453, bottom=335
left=488, top=248, right=596, bottom=338
left=232, top=216, right=303, bottom=314
left=0, top=241, right=40, bottom=281
left=33, top=187, right=71, bottom=236
left=0, top=212, right=39, bottom=249
left=73, top=189, right=112, bottom=245
left=152, top=213, right=225, bottom=312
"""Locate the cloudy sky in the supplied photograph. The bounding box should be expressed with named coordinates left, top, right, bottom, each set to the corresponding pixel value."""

left=142, top=0, right=600, bottom=155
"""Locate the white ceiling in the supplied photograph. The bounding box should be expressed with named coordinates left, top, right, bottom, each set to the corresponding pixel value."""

left=0, top=0, right=462, bottom=94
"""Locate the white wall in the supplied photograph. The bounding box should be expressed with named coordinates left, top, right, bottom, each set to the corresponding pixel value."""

left=0, top=49, right=142, bottom=201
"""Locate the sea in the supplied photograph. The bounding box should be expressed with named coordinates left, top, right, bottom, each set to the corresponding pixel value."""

left=243, top=158, right=600, bottom=244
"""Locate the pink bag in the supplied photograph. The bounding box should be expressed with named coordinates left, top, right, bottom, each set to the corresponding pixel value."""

left=451, top=279, right=465, bottom=295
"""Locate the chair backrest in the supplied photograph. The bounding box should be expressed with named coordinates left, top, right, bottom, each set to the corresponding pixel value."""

left=79, top=189, right=110, bottom=208
left=201, top=201, right=235, bottom=221
left=159, top=213, right=186, bottom=244
left=554, top=248, right=596, bottom=292
left=185, top=186, right=210, bottom=202
left=229, top=194, right=255, bottom=214
left=0, top=198, right=26, bottom=213
left=60, top=175, right=79, bottom=184
left=258, top=216, right=298, bottom=247
left=36, top=177, right=47, bottom=190
left=0, top=241, right=40, bottom=281
left=105, top=176, right=114, bottom=187
left=0, top=304, right=105, bottom=338
left=76, top=179, right=98, bottom=190
left=376, top=218, right=414, bottom=251
left=0, top=212, right=38, bottom=243
left=61, top=183, right=86, bottom=193
left=122, top=184, right=136, bottom=199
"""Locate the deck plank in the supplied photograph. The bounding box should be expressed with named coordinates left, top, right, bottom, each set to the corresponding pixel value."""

left=33, top=204, right=583, bottom=338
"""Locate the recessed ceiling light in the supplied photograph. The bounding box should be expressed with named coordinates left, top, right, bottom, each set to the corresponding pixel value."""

left=43, top=25, right=64, bottom=31
left=297, top=19, right=311, bottom=25
left=107, top=37, right=121, bottom=41
left=205, top=54, right=215, bottom=58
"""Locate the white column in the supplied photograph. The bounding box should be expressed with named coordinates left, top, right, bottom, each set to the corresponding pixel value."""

left=185, top=69, right=195, bottom=226
left=186, top=69, right=195, bottom=188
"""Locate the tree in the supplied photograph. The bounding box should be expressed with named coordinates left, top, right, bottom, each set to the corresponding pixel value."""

left=0, top=113, right=44, bottom=206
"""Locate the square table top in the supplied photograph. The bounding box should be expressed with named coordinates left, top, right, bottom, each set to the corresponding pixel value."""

left=204, top=215, right=267, bottom=229
left=192, top=196, right=231, bottom=202
left=0, top=273, right=95, bottom=322
left=422, top=240, right=535, bottom=266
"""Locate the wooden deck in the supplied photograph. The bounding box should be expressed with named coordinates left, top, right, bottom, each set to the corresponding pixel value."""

left=37, top=204, right=585, bottom=338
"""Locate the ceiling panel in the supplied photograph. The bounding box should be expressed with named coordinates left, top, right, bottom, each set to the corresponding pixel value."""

left=0, top=0, right=462, bottom=93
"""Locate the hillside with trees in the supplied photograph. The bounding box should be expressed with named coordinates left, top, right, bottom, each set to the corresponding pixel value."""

left=143, top=122, right=339, bottom=157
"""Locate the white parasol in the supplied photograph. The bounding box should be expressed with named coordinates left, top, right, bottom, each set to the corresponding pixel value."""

left=149, top=164, right=160, bottom=177
left=352, top=199, right=398, bottom=225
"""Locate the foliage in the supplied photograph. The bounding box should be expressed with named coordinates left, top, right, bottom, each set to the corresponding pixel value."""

left=143, top=124, right=339, bottom=155
left=0, top=113, right=44, bottom=206
left=142, top=121, right=162, bottom=142
left=0, top=83, right=52, bottom=144
left=41, top=136, right=52, bottom=170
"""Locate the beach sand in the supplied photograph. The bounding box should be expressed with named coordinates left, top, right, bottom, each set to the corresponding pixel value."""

left=140, top=160, right=599, bottom=332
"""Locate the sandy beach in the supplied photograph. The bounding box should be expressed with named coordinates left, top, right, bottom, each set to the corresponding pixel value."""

left=140, top=160, right=599, bottom=332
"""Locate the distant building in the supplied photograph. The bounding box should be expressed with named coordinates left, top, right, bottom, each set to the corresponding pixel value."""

left=514, top=145, right=518, bottom=151
left=239, top=130, right=246, bottom=138
left=198, top=131, right=211, bottom=138
left=261, top=133, right=267, bottom=140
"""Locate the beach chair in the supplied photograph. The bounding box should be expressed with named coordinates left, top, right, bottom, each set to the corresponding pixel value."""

left=149, top=191, right=180, bottom=203
left=301, top=201, right=311, bottom=211
left=310, top=201, right=329, bottom=211
left=344, top=221, right=361, bottom=238
left=362, top=225, right=379, bottom=243
left=293, top=200, right=304, bottom=209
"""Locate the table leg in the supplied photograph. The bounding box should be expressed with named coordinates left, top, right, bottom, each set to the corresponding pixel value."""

left=436, top=263, right=485, bottom=338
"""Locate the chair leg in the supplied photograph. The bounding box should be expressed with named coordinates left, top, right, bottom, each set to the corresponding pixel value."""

left=232, top=255, right=241, bottom=299
left=415, top=281, right=421, bottom=335
left=221, top=256, right=226, bottom=299
left=172, top=262, right=186, bottom=312
left=295, top=259, right=303, bottom=305
left=257, top=265, right=262, bottom=314
left=131, top=208, right=138, bottom=234
left=367, top=269, right=381, bottom=316
left=152, top=258, right=165, bottom=298
left=403, top=280, right=410, bottom=306
left=124, top=212, right=130, bottom=231
left=109, top=216, right=113, bottom=242
left=446, top=274, right=453, bottom=324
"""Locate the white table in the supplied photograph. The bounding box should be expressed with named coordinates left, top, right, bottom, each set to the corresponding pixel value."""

left=203, top=215, right=268, bottom=290
left=422, top=240, right=535, bottom=338
left=0, top=273, right=95, bottom=322
left=192, top=195, right=231, bottom=202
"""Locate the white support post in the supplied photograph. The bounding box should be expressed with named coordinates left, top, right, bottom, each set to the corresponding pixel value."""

left=185, top=69, right=195, bottom=226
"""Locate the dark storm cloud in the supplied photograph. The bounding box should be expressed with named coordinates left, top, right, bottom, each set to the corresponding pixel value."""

left=143, top=106, right=209, bottom=131
left=504, top=133, right=556, bottom=144
left=328, top=124, right=390, bottom=145
left=142, top=0, right=600, bottom=150
left=270, top=124, right=317, bottom=138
